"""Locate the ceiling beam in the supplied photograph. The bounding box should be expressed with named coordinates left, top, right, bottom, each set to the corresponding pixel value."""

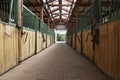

left=53, top=13, right=68, bottom=15
left=54, top=18, right=68, bottom=22
left=49, top=4, right=72, bottom=6
left=78, top=2, right=92, bottom=6
left=59, top=0, right=62, bottom=19
left=24, top=3, right=40, bottom=7
left=46, top=0, right=55, bottom=23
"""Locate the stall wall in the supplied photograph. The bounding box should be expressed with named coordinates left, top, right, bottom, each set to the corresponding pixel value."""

left=41, top=34, right=46, bottom=49
left=81, top=19, right=120, bottom=80
left=47, top=35, right=51, bottom=47
left=94, top=20, right=119, bottom=80
left=37, top=32, right=42, bottom=53
left=21, top=29, right=35, bottom=60
left=82, top=30, right=93, bottom=61
left=67, top=19, right=120, bottom=80
left=72, top=34, right=75, bottom=48
left=76, top=32, right=81, bottom=53
left=119, top=19, right=120, bottom=80
left=0, top=23, right=19, bottom=75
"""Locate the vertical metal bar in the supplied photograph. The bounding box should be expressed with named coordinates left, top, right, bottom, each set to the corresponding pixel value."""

left=15, top=0, right=18, bottom=24
left=0, top=3, right=1, bottom=21
left=3, top=3, right=5, bottom=22
left=9, top=0, right=14, bottom=23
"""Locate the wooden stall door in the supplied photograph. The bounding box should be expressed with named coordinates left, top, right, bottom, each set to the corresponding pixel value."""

left=0, top=24, right=4, bottom=74
left=118, top=19, right=120, bottom=80
left=76, top=32, right=81, bottom=53
left=0, top=24, right=19, bottom=75
left=108, top=21, right=119, bottom=80
left=82, top=31, right=88, bottom=56
left=95, top=25, right=106, bottom=71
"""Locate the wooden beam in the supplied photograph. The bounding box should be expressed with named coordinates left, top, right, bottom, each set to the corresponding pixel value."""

left=53, top=13, right=68, bottom=15
left=18, top=0, right=23, bottom=60
left=24, top=3, right=40, bottom=7
left=49, top=4, right=72, bottom=6
left=46, top=0, right=55, bottom=24
left=54, top=18, right=68, bottom=22
left=59, top=0, right=62, bottom=19
left=32, top=11, right=39, bottom=13
left=39, top=3, right=43, bottom=20
left=78, top=2, right=92, bottom=6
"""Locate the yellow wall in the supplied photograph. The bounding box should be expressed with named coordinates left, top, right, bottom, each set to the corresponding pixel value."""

left=76, top=32, right=81, bottom=53
left=21, top=29, right=35, bottom=60
left=37, top=32, right=42, bottom=53
left=0, top=23, right=19, bottom=75
left=82, top=30, right=93, bottom=61
left=81, top=19, right=120, bottom=80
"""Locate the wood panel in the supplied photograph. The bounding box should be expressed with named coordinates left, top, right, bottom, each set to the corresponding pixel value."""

left=76, top=32, right=81, bottom=53
left=21, top=29, right=35, bottom=60
left=82, top=30, right=93, bottom=60
left=37, top=32, right=42, bottom=53
left=72, top=34, right=74, bottom=48
left=0, top=23, right=4, bottom=74
left=82, top=30, right=88, bottom=56
left=42, top=34, right=46, bottom=49
left=47, top=35, right=51, bottom=47
left=95, top=20, right=119, bottom=80
left=87, top=30, right=93, bottom=61
left=0, top=23, right=19, bottom=75
left=107, top=21, right=119, bottom=79
left=119, top=19, right=120, bottom=80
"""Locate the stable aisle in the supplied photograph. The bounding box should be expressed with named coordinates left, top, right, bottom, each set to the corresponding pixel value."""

left=0, top=44, right=110, bottom=80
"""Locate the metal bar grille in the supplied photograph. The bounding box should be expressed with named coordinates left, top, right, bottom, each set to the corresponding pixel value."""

left=0, top=0, right=18, bottom=23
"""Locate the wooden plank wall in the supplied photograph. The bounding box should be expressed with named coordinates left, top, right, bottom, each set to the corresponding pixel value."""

left=42, top=34, right=47, bottom=49
left=94, top=20, right=119, bottom=80
left=0, top=23, right=19, bottom=75
left=80, top=19, right=120, bottom=80
left=82, top=30, right=93, bottom=61
left=119, top=19, right=120, bottom=80
left=47, top=35, right=51, bottom=47
left=0, top=23, right=55, bottom=75
left=76, top=32, right=81, bottom=53
left=72, top=34, right=75, bottom=48
left=95, top=24, right=108, bottom=73
left=37, top=32, right=42, bottom=53
left=51, top=36, right=54, bottom=45
left=21, top=29, right=35, bottom=60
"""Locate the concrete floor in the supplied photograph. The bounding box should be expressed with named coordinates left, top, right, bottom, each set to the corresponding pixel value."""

left=0, top=44, right=110, bottom=80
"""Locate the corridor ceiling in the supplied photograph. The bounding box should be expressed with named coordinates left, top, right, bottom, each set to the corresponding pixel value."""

left=23, top=0, right=93, bottom=29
